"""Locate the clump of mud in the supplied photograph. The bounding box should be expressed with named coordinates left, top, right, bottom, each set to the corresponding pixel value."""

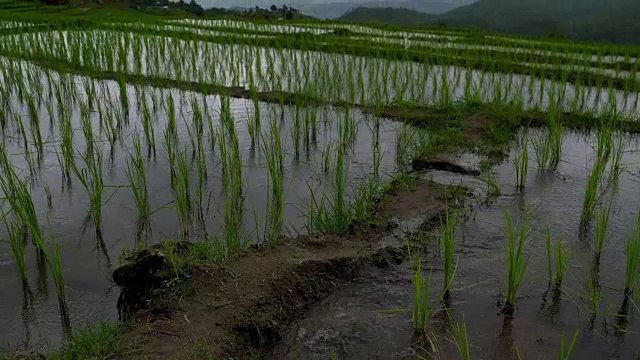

left=112, top=241, right=193, bottom=318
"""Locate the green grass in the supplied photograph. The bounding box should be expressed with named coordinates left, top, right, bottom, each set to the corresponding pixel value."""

left=48, top=322, right=135, bottom=360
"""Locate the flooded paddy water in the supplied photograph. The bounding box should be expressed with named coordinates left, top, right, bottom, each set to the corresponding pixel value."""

left=273, top=130, right=640, bottom=359
left=0, top=59, right=407, bottom=351
left=1, top=18, right=640, bottom=359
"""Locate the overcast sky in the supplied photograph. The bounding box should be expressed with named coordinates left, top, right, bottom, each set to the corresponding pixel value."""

left=204, top=0, right=463, bottom=7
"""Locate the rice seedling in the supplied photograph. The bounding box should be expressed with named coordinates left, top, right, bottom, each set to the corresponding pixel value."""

left=306, top=142, right=353, bottom=234
left=291, top=104, right=302, bottom=160
left=3, top=210, right=27, bottom=284
left=553, top=238, right=570, bottom=287
left=395, top=123, right=417, bottom=167
left=452, top=316, right=471, bottom=360
left=369, top=117, right=382, bottom=179
left=71, top=150, right=104, bottom=237
left=623, top=213, right=640, bottom=296
left=80, top=105, right=95, bottom=158
left=514, top=134, right=529, bottom=189
left=410, top=247, right=434, bottom=335
left=481, top=170, right=501, bottom=196
left=193, top=135, right=208, bottom=220
left=547, top=102, right=564, bottom=168
left=606, top=131, right=626, bottom=192
left=260, top=118, right=284, bottom=245
left=531, top=131, right=550, bottom=170
left=140, top=95, right=156, bottom=154
left=593, top=199, right=612, bottom=261
left=126, top=135, right=149, bottom=220
left=581, top=167, right=602, bottom=222
left=587, top=272, right=601, bottom=320
left=217, top=100, right=245, bottom=254
left=545, top=227, right=553, bottom=283
left=503, top=207, right=533, bottom=313
left=559, top=330, right=579, bottom=360
left=441, top=205, right=459, bottom=299
left=173, top=147, right=192, bottom=238
left=50, top=238, right=66, bottom=303
left=0, top=147, right=44, bottom=251
left=163, top=124, right=178, bottom=184
left=58, top=113, right=74, bottom=180
left=582, top=120, right=614, bottom=221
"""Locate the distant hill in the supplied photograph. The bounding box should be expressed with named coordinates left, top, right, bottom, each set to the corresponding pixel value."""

left=298, top=1, right=457, bottom=20
left=338, top=6, right=437, bottom=26
left=338, top=0, right=640, bottom=44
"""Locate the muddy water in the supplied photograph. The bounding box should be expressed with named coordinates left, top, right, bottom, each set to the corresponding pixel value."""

left=0, top=60, right=406, bottom=351
left=274, top=130, right=640, bottom=359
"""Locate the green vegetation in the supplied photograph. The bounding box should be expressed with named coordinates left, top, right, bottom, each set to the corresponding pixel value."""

left=553, top=238, right=570, bottom=287
left=594, top=200, right=612, bottom=261
left=452, top=316, right=471, bottom=360
left=126, top=134, right=150, bottom=221
left=624, top=211, right=640, bottom=295
left=410, top=248, right=435, bottom=335
left=559, top=330, right=580, bottom=360
left=48, top=322, right=135, bottom=360
left=72, top=150, right=105, bottom=237
left=0, top=6, right=639, bottom=359
left=441, top=205, right=458, bottom=299
left=503, top=208, right=533, bottom=313
left=514, top=134, right=529, bottom=189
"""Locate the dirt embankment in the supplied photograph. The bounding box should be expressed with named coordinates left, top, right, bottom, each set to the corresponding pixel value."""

left=114, top=177, right=455, bottom=359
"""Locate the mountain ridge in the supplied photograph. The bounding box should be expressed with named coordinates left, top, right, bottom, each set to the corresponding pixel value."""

left=338, top=0, right=640, bottom=44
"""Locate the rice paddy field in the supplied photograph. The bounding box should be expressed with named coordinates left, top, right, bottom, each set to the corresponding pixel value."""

left=1, top=11, right=640, bottom=359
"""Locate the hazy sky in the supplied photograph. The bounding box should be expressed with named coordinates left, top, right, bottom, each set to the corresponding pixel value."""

left=204, top=0, right=462, bottom=7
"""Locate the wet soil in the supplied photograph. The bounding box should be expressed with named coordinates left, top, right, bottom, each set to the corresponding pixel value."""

left=120, top=178, right=451, bottom=359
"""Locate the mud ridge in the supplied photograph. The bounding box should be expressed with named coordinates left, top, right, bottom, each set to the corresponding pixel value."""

left=228, top=247, right=404, bottom=356
left=115, top=179, right=449, bottom=359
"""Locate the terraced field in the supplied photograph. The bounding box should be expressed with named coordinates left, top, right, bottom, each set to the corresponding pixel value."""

left=0, top=14, right=640, bottom=359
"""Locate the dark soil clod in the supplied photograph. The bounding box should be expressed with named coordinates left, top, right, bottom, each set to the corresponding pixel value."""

left=112, top=242, right=192, bottom=319
left=411, top=158, right=481, bottom=175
